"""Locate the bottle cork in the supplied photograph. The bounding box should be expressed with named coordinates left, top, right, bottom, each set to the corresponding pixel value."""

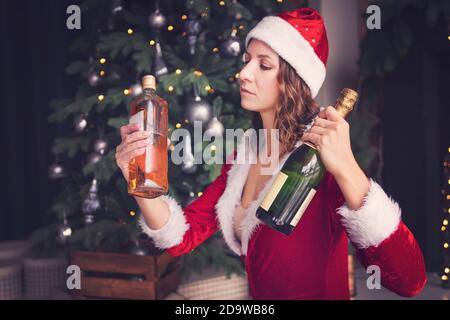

left=142, top=75, right=156, bottom=90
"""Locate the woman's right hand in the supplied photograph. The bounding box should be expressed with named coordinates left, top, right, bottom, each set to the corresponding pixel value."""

left=115, top=123, right=150, bottom=183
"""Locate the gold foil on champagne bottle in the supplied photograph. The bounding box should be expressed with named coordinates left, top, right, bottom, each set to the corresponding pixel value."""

left=335, top=88, right=358, bottom=118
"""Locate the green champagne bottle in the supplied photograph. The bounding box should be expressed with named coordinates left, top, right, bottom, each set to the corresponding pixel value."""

left=255, top=88, right=358, bottom=235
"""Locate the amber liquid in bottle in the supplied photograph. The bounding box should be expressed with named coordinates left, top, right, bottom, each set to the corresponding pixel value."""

left=128, top=75, right=168, bottom=198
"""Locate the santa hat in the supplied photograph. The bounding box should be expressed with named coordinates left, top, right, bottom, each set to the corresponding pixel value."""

left=245, top=7, right=328, bottom=98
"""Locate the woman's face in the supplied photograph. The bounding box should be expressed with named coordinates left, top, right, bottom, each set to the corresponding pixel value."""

left=239, top=39, right=280, bottom=113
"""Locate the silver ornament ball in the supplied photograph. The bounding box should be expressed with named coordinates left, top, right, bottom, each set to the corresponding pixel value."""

left=128, top=241, right=151, bottom=256
left=94, top=139, right=108, bottom=154
left=49, top=163, right=66, bottom=179
left=74, top=114, right=88, bottom=133
left=87, top=152, right=102, bottom=164
left=187, top=97, right=212, bottom=123
left=56, top=224, right=72, bottom=245
left=222, top=36, right=242, bottom=57
left=111, top=0, right=123, bottom=14
left=207, top=117, right=225, bottom=136
left=87, top=71, right=100, bottom=87
left=148, top=9, right=166, bottom=29
left=82, top=179, right=101, bottom=215
left=182, top=160, right=197, bottom=174
left=83, top=214, right=94, bottom=225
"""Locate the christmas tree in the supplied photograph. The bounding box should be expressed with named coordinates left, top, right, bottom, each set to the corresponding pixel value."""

left=30, top=0, right=308, bottom=277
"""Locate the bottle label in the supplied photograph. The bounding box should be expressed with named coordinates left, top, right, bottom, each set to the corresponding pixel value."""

left=145, top=101, right=154, bottom=173
left=129, top=110, right=148, bottom=172
left=260, top=172, right=288, bottom=211
left=290, top=188, right=317, bottom=227
left=129, top=110, right=144, bottom=130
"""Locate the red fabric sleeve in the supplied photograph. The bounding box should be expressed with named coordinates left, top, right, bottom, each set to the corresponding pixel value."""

left=355, top=222, right=427, bottom=297
left=325, top=173, right=427, bottom=297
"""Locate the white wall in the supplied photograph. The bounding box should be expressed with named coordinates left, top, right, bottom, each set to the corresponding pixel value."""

left=309, top=0, right=361, bottom=107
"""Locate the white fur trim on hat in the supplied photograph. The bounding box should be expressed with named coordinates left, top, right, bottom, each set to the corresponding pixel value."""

left=245, top=16, right=326, bottom=98
left=337, top=179, right=402, bottom=249
left=138, top=195, right=189, bottom=249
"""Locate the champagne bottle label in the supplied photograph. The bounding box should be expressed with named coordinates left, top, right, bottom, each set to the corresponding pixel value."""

left=260, top=172, right=288, bottom=211
left=290, top=188, right=317, bottom=227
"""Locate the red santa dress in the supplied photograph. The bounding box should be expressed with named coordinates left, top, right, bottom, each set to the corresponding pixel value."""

left=138, top=131, right=427, bottom=300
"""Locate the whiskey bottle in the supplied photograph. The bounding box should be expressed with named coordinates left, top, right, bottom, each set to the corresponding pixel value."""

left=128, top=75, right=168, bottom=199
left=255, top=88, right=358, bottom=235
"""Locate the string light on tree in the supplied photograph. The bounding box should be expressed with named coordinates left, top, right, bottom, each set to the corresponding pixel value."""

left=127, top=28, right=134, bottom=35
left=441, top=147, right=450, bottom=287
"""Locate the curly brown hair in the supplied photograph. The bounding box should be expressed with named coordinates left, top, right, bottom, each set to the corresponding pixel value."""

left=253, top=56, right=320, bottom=156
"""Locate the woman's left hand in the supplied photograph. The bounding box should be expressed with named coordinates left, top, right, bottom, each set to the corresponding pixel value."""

left=301, top=106, right=356, bottom=178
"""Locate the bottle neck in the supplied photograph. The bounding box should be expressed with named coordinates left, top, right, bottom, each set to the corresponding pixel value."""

left=143, top=87, right=156, bottom=94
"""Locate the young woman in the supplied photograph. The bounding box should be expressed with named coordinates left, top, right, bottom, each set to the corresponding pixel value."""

left=115, top=8, right=426, bottom=299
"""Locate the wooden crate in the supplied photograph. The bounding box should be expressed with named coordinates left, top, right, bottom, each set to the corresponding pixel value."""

left=70, top=248, right=180, bottom=300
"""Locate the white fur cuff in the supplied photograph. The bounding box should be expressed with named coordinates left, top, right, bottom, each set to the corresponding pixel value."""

left=337, top=179, right=401, bottom=249
left=138, top=195, right=189, bottom=249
